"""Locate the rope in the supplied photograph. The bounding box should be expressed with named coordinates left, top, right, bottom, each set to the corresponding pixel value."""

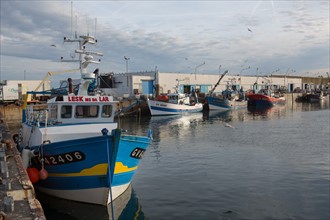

left=44, top=110, right=48, bottom=142
left=105, top=130, right=115, bottom=220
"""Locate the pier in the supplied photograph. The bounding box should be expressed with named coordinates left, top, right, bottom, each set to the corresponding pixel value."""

left=0, top=111, right=45, bottom=219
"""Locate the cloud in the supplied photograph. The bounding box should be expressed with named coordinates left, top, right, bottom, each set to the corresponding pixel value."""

left=1, top=1, right=329, bottom=82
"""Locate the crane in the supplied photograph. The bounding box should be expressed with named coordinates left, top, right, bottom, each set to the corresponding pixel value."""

left=34, top=68, right=80, bottom=92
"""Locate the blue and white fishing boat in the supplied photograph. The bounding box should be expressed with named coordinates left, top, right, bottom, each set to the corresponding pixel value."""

left=19, top=34, right=152, bottom=206
left=147, top=93, right=203, bottom=116
left=147, top=80, right=203, bottom=116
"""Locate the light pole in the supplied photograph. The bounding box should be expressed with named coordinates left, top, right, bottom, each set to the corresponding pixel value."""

left=194, top=61, right=205, bottom=80
left=124, top=56, right=130, bottom=73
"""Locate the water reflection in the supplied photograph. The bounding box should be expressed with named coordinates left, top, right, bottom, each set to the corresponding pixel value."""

left=36, top=184, right=146, bottom=220
left=247, top=105, right=287, bottom=120
left=202, top=109, right=231, bottom=122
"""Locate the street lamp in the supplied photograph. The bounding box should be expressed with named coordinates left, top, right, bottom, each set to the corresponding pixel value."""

left=124, top=56, right=130, bottom=73
left=194, top=61, right=205, bottom=80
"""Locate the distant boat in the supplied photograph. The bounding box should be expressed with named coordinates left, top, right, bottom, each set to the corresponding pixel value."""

left=206, top=95, right=247, bottom=111
left=296, top=90, right=326, bottom=103
left=205, top=70, right=247, bottom=111
left=147, top=93, right=203, bottom=116
left=19, top=34, right=152, bottom=206
left=247, top=89, right=285, bottom=107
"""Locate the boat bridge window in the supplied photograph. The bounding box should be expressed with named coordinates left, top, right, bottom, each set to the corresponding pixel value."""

left=101, top=105, right=112, bottom=118
left=168, top=95, right=178, bottom=104
left=49, top=105, right=57, bottom=120
left=75, top=105, right=99, bottom=118
left=61, top=105, right=72, bottom=118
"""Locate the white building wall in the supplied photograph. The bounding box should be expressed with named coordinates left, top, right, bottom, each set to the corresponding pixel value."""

left=156, top=73, right=302, bottom=94
left=105, top=71, right=302, bottom=97
left=0, top=80, right=51, bottom=101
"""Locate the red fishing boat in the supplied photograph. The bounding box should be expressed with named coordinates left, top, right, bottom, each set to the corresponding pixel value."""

left=247, top=88, right=285, bottom=107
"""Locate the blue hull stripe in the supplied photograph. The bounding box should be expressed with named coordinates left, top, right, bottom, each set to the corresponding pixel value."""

left=151, top=105, right=199, bottom=113
left=206, top=97, right=231, bottom=108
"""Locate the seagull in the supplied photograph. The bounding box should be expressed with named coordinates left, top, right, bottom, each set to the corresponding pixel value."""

left=225, top=123, right=235, bottom=129
left=248, top=28, right=252, bottom=32
left=50, top=44, right=56, bottom=47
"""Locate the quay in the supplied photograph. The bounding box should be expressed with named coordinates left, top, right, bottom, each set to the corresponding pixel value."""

left=0, top=112, right=45, bottom=220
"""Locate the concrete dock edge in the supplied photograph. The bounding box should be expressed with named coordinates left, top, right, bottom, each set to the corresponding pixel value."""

left=0, top=116, right=46, bottom=220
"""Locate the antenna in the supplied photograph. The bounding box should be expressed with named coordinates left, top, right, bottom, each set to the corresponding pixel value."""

left=94, top=18, right=97, bottom=39
left=71, top=1, right=73, bottom=39
left=86, top=15, right=90, bottom=36
left=75, top=15, right=78, bottom=39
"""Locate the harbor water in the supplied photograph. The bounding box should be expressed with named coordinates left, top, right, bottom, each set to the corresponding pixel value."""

left=3, top=101, right=330, bottom=220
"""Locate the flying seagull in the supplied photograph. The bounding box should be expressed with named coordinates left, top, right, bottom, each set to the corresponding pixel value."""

left=247, top=28, right=252, bottom=32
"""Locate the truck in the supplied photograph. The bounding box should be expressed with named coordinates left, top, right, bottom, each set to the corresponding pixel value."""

left=0, top=80, right=51, bottom=104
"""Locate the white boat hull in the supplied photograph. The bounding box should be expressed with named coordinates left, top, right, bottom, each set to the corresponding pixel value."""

left=35, top=183, right=130, bottom=205
left=147, top=99, right=203, bottom=116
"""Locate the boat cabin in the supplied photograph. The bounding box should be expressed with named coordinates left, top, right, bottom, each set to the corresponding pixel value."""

left=168, top=93, right=190, bottom=105
left=25, top=95, right=118, bottom=126
left=167, top=93, right=198, bottom=105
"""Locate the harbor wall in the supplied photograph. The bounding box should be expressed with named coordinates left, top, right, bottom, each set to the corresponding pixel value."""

left=0, top=106, right=46, bottom=220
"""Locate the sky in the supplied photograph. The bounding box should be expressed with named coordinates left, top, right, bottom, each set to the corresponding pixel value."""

left=1, top=0, right=329, bottom=84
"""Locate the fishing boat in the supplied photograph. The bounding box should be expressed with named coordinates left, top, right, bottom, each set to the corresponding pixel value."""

left=18, top=34, right=152, bottom=206
left=205, top=70, right=247, bottom=111
left=247, top=89, right=285, bottom=107
left=147, top=92, right=203, bottom=116
left=206, top=95, right=247, bottom=111
left=296, top=90, right=326, bottom=103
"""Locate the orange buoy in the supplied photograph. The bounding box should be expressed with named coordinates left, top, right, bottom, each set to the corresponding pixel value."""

left=26, top=167, right=40, bottom=183
left=39, top=168, right=49, bottom=180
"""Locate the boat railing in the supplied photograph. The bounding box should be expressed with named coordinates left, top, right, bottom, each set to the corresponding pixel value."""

left=25, top=104, right=49, bottom=126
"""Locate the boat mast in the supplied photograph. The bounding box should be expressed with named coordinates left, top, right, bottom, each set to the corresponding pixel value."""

left=208, top=70, right=228, bottom=96
left=61, top=34, right=103, bottom=95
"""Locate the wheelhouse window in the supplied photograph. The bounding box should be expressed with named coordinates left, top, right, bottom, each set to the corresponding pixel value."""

left=101, top=105, right=113, bottom=118
left=75, top=105, right=99, bottom=118
left=168, top=95, right=178, bottom=104
left=61, top=105, right=72, bottom=118
left=49, top=104, right=57, bottom=120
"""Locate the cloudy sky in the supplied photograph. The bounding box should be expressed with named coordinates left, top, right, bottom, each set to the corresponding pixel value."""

left=1, top=1, right=329, bottom=83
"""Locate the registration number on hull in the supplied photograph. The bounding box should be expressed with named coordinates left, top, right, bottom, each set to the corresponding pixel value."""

left=130, top=148, right=145, bottom=159
left=43, top=151, right=86, bottom=165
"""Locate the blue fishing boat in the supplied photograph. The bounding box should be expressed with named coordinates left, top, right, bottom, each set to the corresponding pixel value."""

left=18, top=34, right=152, bottom=205
left=205, top=70, right=247, bottom=111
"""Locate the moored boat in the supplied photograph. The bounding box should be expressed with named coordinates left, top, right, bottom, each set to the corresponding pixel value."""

left=206, top=95, right=247, bottom=111
left=147, top=93, right=203, bottom=116
left=147, top=91, right=203, bottom=116
left=18, top=34, right=152, bottom=206
left=296, top=90, right=326, bottom=103
left=247, top=86, right=285, bottom=107
left=205, top=70, right=247, bottom=111
left=247, top=92, right=285, bottom=107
